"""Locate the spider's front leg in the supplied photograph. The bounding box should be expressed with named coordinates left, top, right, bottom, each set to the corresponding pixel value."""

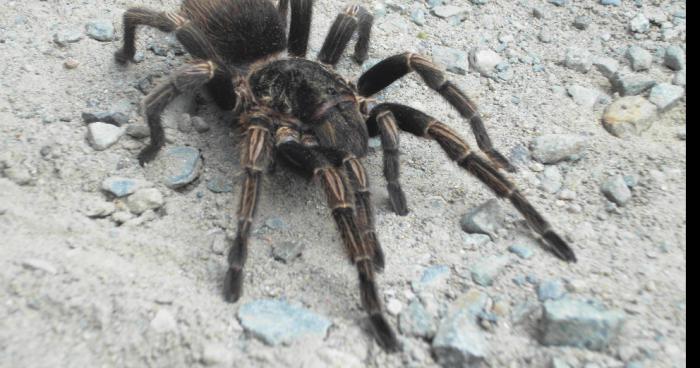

left=358, top=53, right=515, bottom=172
left=223, top=113, right=275, bottom=302
left=317, top=4, right=373, bottom=66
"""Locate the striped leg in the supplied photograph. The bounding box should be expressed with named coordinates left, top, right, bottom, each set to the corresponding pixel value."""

left=368, top=110, right=409, bottom=215
left=344, top=157, right=386, bottom=270
left=317, top=4, right=373, bottom=66
left=358, top=53, right=516, bottom=172
left=368, top=103, right=576, bottom=262
left=223, top=114, right=275, bottom=302
left=114, top=8, right=185, bottom=64
left=276, top=131, right=399, bottom=351
left=287, top=0, right=313, bottom=57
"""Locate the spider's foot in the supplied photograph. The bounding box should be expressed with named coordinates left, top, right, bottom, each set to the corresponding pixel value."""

left=353, top=53, right=368, bottom=65
left=114, top=48, right=133, bottom=65
left=370, top=314, right=401, bottom=352
left=486, top=149, right=517, bottom=173
left=223, top=267, right=244, bottom=302
left=388, top=183, right=409, bottom=216
left=372, top=244, right=385, bottom=273
left=543, top=231, right=577, bottom=263
left=137, top=145, right=161, bottom=167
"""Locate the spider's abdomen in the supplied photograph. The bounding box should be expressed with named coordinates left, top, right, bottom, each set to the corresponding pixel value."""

left=250, top=59, right=369, bottom=159
left=181, top=0, right=286, bottom=64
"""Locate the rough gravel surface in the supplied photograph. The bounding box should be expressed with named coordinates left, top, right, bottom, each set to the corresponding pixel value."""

left=1, top=0, right=685, bottom=367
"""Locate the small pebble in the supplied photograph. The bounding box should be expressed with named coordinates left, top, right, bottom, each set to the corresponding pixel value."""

left=63, top=59, right=79, bottom=69
left=386, top=298, right=403, bottom=316
left=471, top=255, right=510, bottom=286
left=87, top=122, right=124, bottom=151
left=601, top=175, right=632, bottom=206
left=593, top=57, right=619, bottom=78
left=85, top=20, right=115, bottom=41
left=191, top=116, right=210, bottom=133
left=629, top=13, right=650, bottom=34
left=126, top=188, right=164, bottom=215
left=530, top=134, right=588, bottom=164
left=564, top=47, right=592, bottom=73
left=664, top=45, right=685, bottom=71
left=625, top=46, right=652, bottom=71
left=573, top=16, right=591, bottom=30
left=470, top=47, right=502, bottom=77
left=150, top=309, right=177, bottom=333
left=538, top=279, right=567, bottom=301
left=508, top=245, right=534, bottom=259
left=648, top=83, right=685, bottom=111
left=609, top=73, right=656, bottom=97
left=237, top=299, right=331, bottom=346
left=162, top=146, right=202, bottom=189
left=21, top=259, right=58, bottom=274
left=272, top=241, right=304, bottom=263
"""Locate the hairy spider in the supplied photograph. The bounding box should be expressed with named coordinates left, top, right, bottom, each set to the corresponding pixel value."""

left=113, top=0, right=576, bottom=351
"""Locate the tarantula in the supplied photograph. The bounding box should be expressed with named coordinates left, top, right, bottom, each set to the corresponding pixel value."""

left=113, top=0, right=576, bottom=351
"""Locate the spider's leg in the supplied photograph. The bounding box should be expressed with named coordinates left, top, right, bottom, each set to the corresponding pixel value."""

left=223, top=113, right=275, bottom=302
left=368, top=103, right=577, bottom=262
left=366, top=110, right=408, bottom=215
left=114, top=8, right=185, bottom=65
left=317, top=5, right=373, bottom=66
left=138, top=60, right=217, bottom=165
left=276, top=133, right=399, bottom=351
left=357, top=53, right=516, bottom=172
left=288, top=0, right=313, bottom=57
left=343, top=156, right=386, bottom=271
left=278, top=0, right=290, bottom=32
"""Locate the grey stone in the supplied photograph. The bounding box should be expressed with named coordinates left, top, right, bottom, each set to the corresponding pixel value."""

left=530, top=134, right=588, bottom=164
left=609, top=73, right=656, bottom=96
left=549, top=0, right=569, bottom=6
left=564, top=48, right=592, bottom=73
left=177, top=113, right=193, bottom=133
left=272, top=241, right=305, bottom=263
left=602, top=96, right=657, bottom=138
left=539, top=165, right=563, bottom=193
left=538, top=279, right=567, bottom=301
left=82, top=111, right=129, bottom=126
left=399, top=300, right=437, bottom=338
left=593, top=57, right=619, bottom=78
left=567, top=85, right=600, bottom=108
left=432, top=309, right=488, bottom=367
left=410, top=8, right=426, bottom=26
left=600, top=0, right=620, bottom=5
left=629, top=13, right=650, bottom=33
left=237, top=299, right=331, bottom=346
left=469, top=47, right=502, bottom=77
left=53, top=29, right=82, bottom=46
left=471, top=255, right=510, bottom=286
left=201, top=343, right=234, bottom=366
left=625, top=46, right=652, bottom=71
left=150, top=309, right=177, bottom=333
left=209, top=231, right=229, bottom=255
left=463, top=233, right=491, bottom=248
left=540, top=298, right=625, bottom=351
left=162, top=146, right=202, bottom=189
left=460, top=199, right=505, bottom=238
left=87, top=122, right=124, bottom=150
left=533, top=7, right=546, bottom=19
left=508, top=245, right=534, bottom=259
left=538, top=30, right=552, bottom=43
left=84, top=200, right=116, bottom=218
left=85, top=20, right=114, bottom=41
left=573, top=16, right=591, bottom=30
left=433, top=46, right=469, bottom=75
left=601, top=175, right=632, bottom=206
left=126, top=124, right=150, bottom=139
left=22, top=258, right=58, bottom=274
left=4, top=166, right=33, bottom=186
left=648, top=83, right=685, bottom=111
left=101, top=177, right=151, bottom=198
left=264, top=217, right=287, bottom=230
left=431, top=5, right=467, bottom=19
left=664, top=45, right=685, bottom=71
left=673, top=69, right=686, bottom=87
left=206, top=176, right=233, bottom=193
left=412, top=265, right=450, bottom=291
left=127, top=188, right=164, bottom=215
left=192, top=116, right=210, bottom=133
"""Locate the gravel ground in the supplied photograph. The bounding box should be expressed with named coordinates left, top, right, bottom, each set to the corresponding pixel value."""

left=0, top=0, right=686, bottom=367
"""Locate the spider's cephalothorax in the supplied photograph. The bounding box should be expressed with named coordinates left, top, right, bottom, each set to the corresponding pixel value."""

left=114, top=0, right=577, bottom=352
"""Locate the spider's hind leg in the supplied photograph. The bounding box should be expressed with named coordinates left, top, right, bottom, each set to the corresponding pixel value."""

left=114, top=8, right=184, bottom=64
left=368, top=103, right=577, bottom=262
left=317, top=4, right=373, bottom=66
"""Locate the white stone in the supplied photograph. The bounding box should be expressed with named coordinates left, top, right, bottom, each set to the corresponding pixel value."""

left=87, top=122, right=124, bottom=151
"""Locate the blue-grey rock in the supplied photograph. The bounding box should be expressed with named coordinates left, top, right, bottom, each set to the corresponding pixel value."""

left=551, top=357, right=574, bottom=368
left=433, top=46, right=468, bottom=75
left=629, top=13, right=650, bottom=33
left=82, top=111, right=129, bottom=126
left=601, top=175, right=632, bottom=206
left=460, top=199, right=505, bottom=238
left=101, top=177, right=150, bottom=198
left=87, top=122, right=124, bottom=150
left=471, top=255, right=510, bottom=286
left=265, top=217, right=288, bottom=230
left=85, top=20, right=114, bottom=41
left=508, top=245, right=534, bottom=259
left=539, top=165, right=563, bottom=194
left=648, top=83, right=685, bottom=111
left=126, top=124, right=150, bottom=138
left=272, top=241, right=304, bottom=263
left=593, top=57, right=619, bottom=78
left=530, top=134, right=588, bottom=164
left=625, top=46, right=652, bottom=71
left=162, top=146, right=202, bottom=189
left=533, top=7, right=546, bottom=19
left=538, top=279, right=567, bottom=301
left=513, top=275, right=528, bottom=286
left=432, top=309, right=488, bottom=367
left=549, top=0, right=569, bottom=6
left=463, top=233, right=491, bottom=248
left=511, top=299, right=540, bottom=323
left=471, top=0, right=487, bottom=4
left=191, top=116, right=210, bottom=133
left=410, top=8, right=426, bottom=26
left=399, top=300, right=437, bottom=338
left=609, top=73, right=656, bottom=96
left=540, top=298, right=625, bottom=351
left=673, top=69, right=686, bottom=87
left=412, top=265, right=450, bottom=291
left=53, top=29, right=83, bottom=46
left=567, top=85, right=600, bottom=108
left=564, top=48, right=592, bottom=73
left=600, top=0, right=620, bottom=5
left=431, top=5, right=467, bottom=19
left=206, top=176, right=233, bottom=193
left=237, top=299, right=331, bottom=346
left=508, top=144, right=530, bottom=167
left=470, top=47, right=502, bottom=77
left=664, top=46, right=684, bottom=71
left=427, top=0, right=444, bottom=8
left=126, top=188, right=164, bottom=215
left=573, top=16, right=591, bottom=30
